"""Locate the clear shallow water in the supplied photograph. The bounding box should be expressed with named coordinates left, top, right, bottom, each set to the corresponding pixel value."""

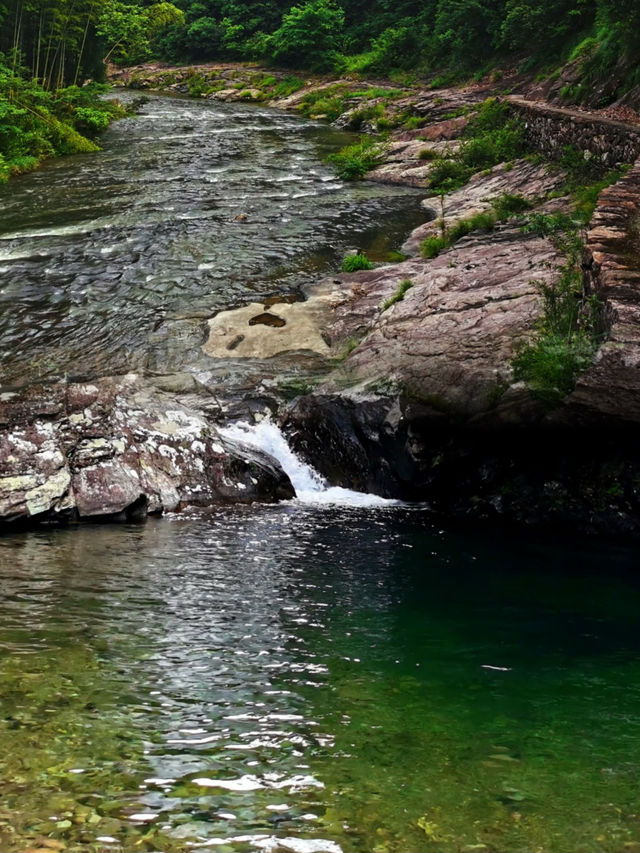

left=0, top=93, right=423, bottom=387
left=1, top=509, right=640, bottom=853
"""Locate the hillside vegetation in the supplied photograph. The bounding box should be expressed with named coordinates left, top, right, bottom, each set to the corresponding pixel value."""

left=3, top=0, right=640, bottom=96
left=1, top=0, right=639, bottom=181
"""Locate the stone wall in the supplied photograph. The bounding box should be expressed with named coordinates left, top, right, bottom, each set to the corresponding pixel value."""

left=507, top=96, right=640, bottom=165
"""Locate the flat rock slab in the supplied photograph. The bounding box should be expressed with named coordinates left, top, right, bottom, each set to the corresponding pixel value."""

left=202, top=284, right=344, bottom=360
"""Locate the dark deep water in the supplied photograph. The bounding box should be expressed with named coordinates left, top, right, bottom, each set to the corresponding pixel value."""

left=1, top=508, right=640, bottom=853
left=1, top=93, right=640, bottom=853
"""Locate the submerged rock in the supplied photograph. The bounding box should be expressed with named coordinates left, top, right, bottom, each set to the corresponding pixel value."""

left=0, top=375, right=293, bottom=527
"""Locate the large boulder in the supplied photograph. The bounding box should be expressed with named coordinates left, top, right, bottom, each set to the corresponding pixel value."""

left=0, top=374, right=293, bottom=526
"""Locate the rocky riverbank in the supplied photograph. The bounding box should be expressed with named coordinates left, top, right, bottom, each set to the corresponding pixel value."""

left=3, top=66, right=640, bottom=535
left=0, top=375, right=292, bottom=526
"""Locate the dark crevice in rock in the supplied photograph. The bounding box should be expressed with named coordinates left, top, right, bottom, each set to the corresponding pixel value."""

left=248, top=312, right=287, bottom=328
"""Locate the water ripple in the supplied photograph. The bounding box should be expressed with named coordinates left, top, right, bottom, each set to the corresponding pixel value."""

left=0, top=94, right=424, bottom=386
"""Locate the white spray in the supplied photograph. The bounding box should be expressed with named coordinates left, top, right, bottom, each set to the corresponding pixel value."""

left=218, top=420, right=398, bottom=507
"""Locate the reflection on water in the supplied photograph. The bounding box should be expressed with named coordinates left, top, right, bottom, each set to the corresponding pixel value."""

left=0, top=93, right=423, bottom=387
left=1, top=507, right=640, bottom=852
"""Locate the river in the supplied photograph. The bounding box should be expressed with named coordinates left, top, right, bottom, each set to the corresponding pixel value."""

left=1, top=508, right=640, bottom=852
left=0, top=92, right=424, bottom=388
left=1, top=94, right=640, bottom=853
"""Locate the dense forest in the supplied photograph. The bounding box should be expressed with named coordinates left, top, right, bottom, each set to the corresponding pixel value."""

left=2, top=0, right=640, bottom=84
left=0, top=0, right=640, bottom=179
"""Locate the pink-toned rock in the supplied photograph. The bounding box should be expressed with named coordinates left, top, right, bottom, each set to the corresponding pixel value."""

left=0, top=375, right=293, bottom=526
left=403, top=160, right=568, bottom=255
left=324, top=226, right=560, bottom=416
left=561, top=160, right=640, bottom=424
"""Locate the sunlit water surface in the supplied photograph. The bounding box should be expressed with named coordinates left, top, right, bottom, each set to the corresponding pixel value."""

left=1, top=508, right=640, bottom=853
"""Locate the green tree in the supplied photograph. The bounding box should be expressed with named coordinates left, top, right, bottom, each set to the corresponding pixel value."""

left=269, top=0, right=344, bottom=70
left=97, top=0, right=183, bottom=65
left=97, top=0, right=152, bottom=63
left=434, top=0, right=497, bottom=65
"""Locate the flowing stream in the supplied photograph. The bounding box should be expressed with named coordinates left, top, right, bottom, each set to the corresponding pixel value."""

left=1, top=93, right=640, bottom=853
left=0, top=92, right=424, bottom=388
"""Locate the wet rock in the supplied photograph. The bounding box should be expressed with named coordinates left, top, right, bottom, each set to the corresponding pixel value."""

left=0, top=375, right=293, bottom=527
left=151, top=372, right=199, bottom=394
left=286, top=389, right=640, bottom=536
left=248, top=312, right=287, bottom=328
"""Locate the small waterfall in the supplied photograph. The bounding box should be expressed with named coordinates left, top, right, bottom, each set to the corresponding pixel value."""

left=218, top=420, right=399, bottom=507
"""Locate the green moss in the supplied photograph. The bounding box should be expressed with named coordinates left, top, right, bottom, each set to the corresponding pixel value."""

left=272, top=75, right=305, bottom=98
left=345, top=87, right=404, bottom=100
left=381, top=279, right=413, bottom=311
left=344, top=102, right=385, bottom=130
left=402, top=115, right=428, bottom=130
left=299, top=84, right=348, bottom=120
left=386, top=250, right=408, bottom=262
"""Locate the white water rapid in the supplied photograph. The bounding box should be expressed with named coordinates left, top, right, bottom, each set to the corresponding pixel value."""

left=218, top=420, right=399, bottom=507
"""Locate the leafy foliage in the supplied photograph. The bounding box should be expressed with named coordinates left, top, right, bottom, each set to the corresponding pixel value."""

left=327, top=137, right=385, bottom=180
left=425, top=100, right=528, bottom=195
left=512, top=219, right=603, bottom=402
left=0, top=65, right=127, bottom=181
left=381, top=279, right=413, bottom=310
left=421, top=235, right=449, bottom=259
left=341, top=251, right=375, bottom=271
left=0, top=0, right=619, bottom=91
left=269, top=0, right=344, bottom=70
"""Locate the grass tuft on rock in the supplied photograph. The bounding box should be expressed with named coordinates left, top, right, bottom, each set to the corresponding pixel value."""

left=341, top=251, right=375, bottom=272
left=328, top=137, right=386, bottom=180
left=382, top=279, right=413, bottom=311
left=512, top=225, right=603, bottom=403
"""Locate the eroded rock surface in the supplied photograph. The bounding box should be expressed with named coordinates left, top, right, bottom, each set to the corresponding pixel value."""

left=562, top=160, right=640, bottom=424
left=403, top=160, right=567, bottom=255
left=323, top=227, right=560, bottom=416
left=202, top=283, right=343, bottom=360
left=0, top=375, right=293, bottom=526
